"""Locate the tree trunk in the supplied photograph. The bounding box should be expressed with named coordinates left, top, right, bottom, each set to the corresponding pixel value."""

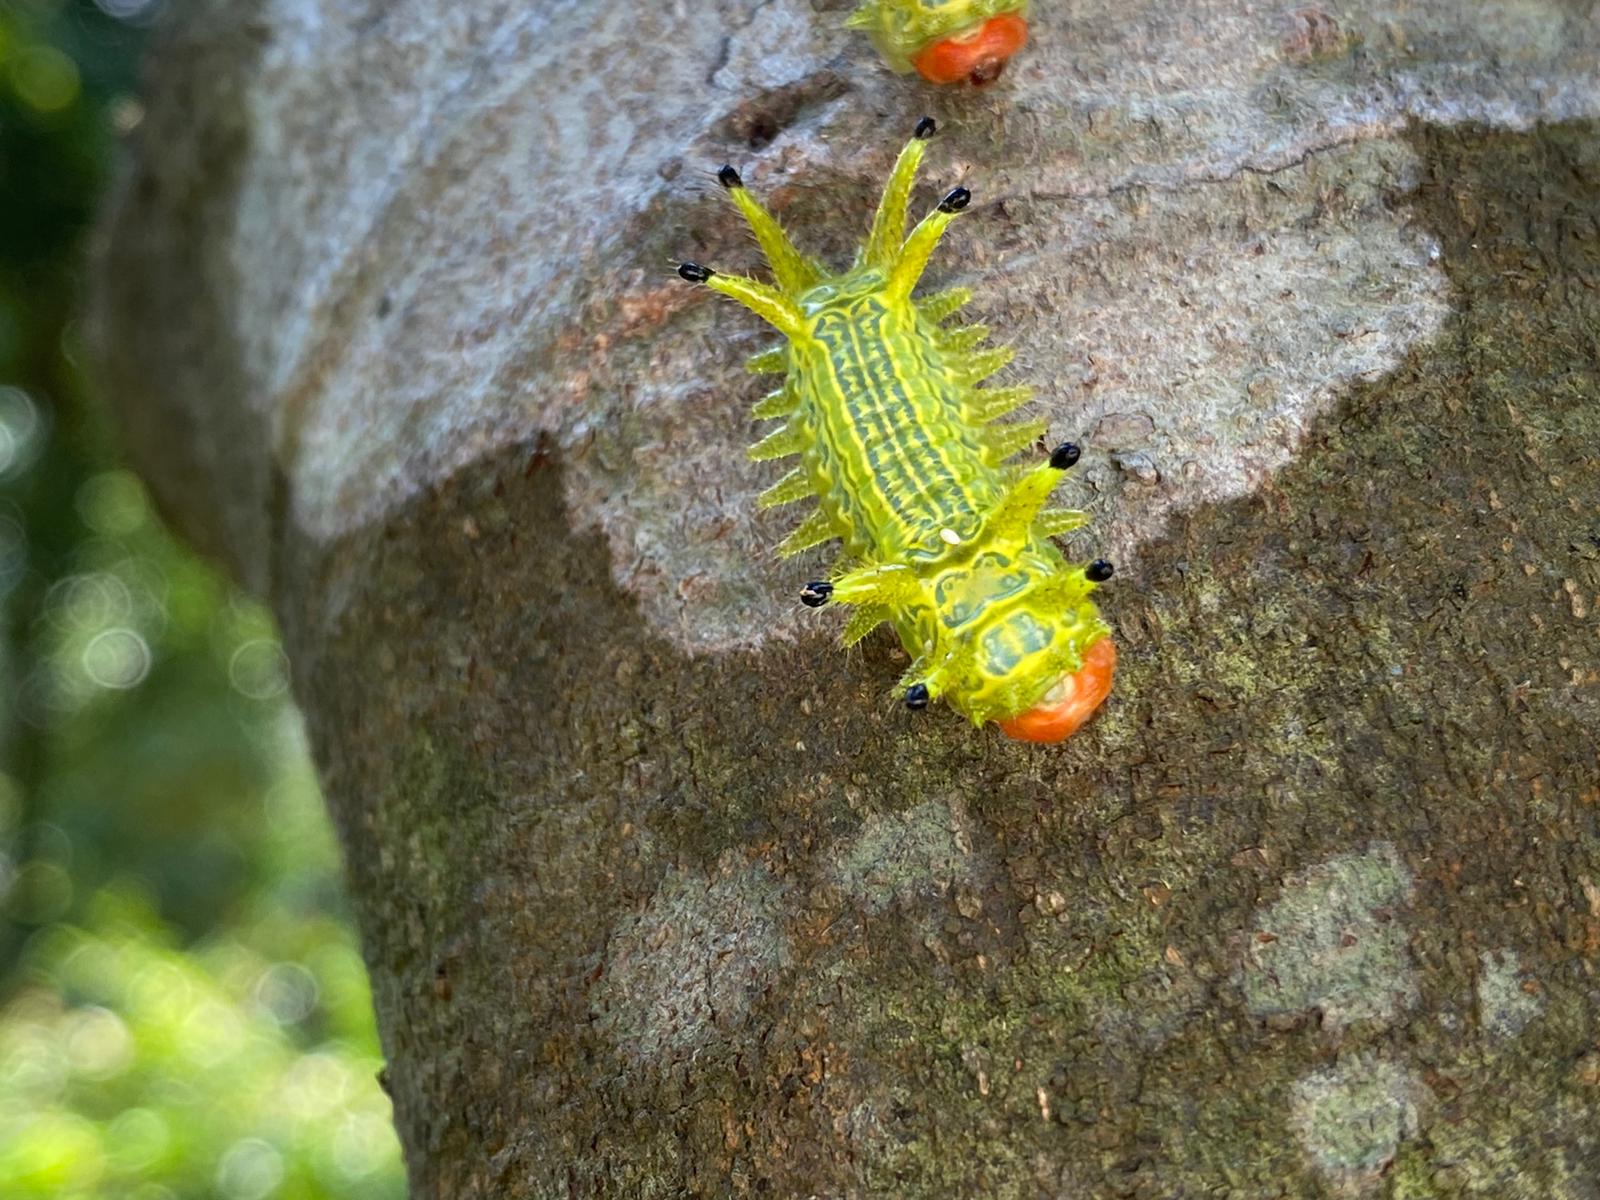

left=93, top=2, right=1600, bottom=1195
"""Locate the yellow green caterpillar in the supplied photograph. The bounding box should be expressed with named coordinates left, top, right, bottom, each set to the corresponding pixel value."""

left=846, top=0, right=1030, bottom=85
left=677, top=120, right=1114, bottom=743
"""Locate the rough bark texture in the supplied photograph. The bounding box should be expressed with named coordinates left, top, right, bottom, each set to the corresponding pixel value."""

left=93, top=1, right=1600, bottom=1196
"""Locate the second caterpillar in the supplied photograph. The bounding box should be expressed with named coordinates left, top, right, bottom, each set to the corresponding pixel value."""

left=847, top=0, right=1031, bottom=86
left=677, top=119, right=1115, bottom=743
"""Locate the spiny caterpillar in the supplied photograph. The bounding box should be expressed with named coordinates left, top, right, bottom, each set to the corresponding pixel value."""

left=847, top=0, right=1029, bottom=86
left=676, top=119, right=1114, bottom=743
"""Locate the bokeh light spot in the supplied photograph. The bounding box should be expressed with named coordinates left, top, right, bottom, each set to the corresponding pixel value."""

left=53, top=934, right=121, bottom=1001
left=0, top=387, right=41, bottom=478
left=215, top=1137, right=284, bottom=1200
left=280, top=1051, right=350, bottom=1119
left=0, top=1007, right=69, bottom=1099
left=180, top=999, right=246, bottom=1067
left=94, top=0, right=161, bottom=21
left=333, top=1111, right=400, bottom=1179
left=228, top=639, right=290, bottom=700
left=76, top=470, right=150, bottom=536
left=82, top=627, right=152, bottom=689
left=48, top=572, right=134, bottom=631
left=106, top=1107, right=172, bottom=1172
left=126, top=962, right=194, bottom=1024
left=64, top=1005, right=133, bottom=1079
left=254, top=962, right=318, bottom=1026
left=109, top=94, right=146, bottom=132
left=6, top=45, right=81, bottom=113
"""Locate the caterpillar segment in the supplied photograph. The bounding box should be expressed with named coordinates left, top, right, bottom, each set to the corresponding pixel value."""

left=677, top=119, right=1114, bottom=743
left=846, top=0, right=1030, bottom=86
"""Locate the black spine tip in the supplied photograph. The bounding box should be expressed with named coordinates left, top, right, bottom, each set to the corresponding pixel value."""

left=800, top=581, right=833, bottom=608
left=717, top=164, right=743, bottom=189
left=913, top=116, right=937, bottom=140
left=1086, top=559, right=1114, bottom=583
left=1049, top=442, right=1082, bottom=471
left=677, top=262, right=714, bottom=283
left=904, top=683, right=930, bottom=711
left=938, top=186, right=972, bottom=214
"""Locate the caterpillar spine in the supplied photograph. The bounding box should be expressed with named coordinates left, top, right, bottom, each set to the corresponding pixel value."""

left=678, top=120, right=1114, bottom=743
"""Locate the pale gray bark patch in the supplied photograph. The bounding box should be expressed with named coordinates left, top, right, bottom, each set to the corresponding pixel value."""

left=1475, top=947, right=1545, bottom=1041
left=827, top=794, right=979, bottom=915
left=1241, top=842, right=1418, bottom=1031
left=595, top=857, right=791, bottom=1062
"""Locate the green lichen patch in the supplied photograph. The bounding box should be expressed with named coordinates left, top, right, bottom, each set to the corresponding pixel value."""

left=1291, top=1053, right=1430, bottom=1187
left=1242, top=843, right=1417, bottom=1031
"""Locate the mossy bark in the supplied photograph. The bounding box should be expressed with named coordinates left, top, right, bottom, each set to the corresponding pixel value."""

left=94, top=3, right=1600, bottom=1196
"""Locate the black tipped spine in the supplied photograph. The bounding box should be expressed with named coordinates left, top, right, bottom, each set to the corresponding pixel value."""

left=717, top=164, right=743, bottom=189
left=677, top=262, right=714, bottom=283
left=938, top=186, right=972, bottom=214
left=800, top=581, right=833, bottom=608
left=904, top=683, right=930, bottom=710
left=1049, top=442, right=1082, bottom=471
left=1086, top=559, right=1114, bottom=583
left=914, top=116, right=937, bottom=140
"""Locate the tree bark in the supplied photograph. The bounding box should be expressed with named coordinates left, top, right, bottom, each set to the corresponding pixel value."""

left=94, top=2, right=1600, bottom=1196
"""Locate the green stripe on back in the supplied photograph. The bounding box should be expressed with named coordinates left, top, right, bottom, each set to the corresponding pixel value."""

left=804, top=298, right=995, bottom=557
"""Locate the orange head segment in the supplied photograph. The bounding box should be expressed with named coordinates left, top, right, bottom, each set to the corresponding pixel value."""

left=909, top=13, right=1029, bottom=85
left=995, top=637, right=1115, bottom=744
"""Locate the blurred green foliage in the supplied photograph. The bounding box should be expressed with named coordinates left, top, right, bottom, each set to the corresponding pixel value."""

left=0, top=2, right=405, bottom=1196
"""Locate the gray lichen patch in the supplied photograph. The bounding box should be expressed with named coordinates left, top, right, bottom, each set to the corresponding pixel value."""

left=828, top=795, right=978, bottom=916
left=1291, top=1053, right=1430, bottom=1188
left=593, top=856, right=790, bottom=1062
left=1241, top=842, right=1417, bottom=1031
left=1475, top=948, right=1544, bottom=1041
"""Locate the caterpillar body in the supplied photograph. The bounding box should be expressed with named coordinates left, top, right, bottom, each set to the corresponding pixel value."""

left=847, top=0, right=1030, bottom=86
left=677, top=120, right=1114, bottom=743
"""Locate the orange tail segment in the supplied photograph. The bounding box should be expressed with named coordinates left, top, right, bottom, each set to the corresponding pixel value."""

left=910, top=14, right=1029, bottom=85
left=996, top=637, right=1115, bottom=743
